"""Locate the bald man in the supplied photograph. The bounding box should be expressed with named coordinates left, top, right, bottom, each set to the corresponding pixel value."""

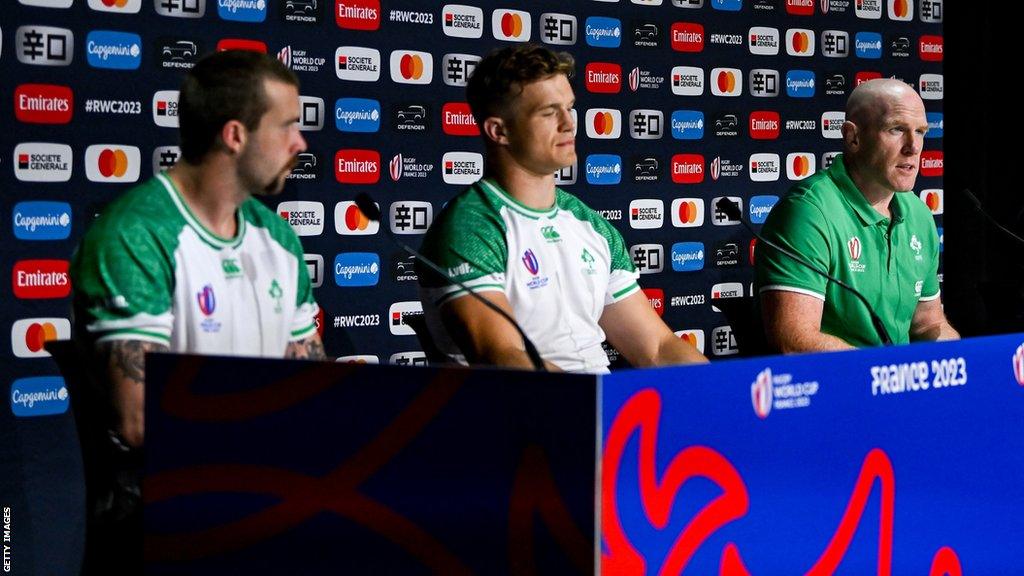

left=755, top=79, right=958, bottom=352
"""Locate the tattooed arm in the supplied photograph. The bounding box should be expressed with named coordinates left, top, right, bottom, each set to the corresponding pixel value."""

left=284, top=333, right=326, bottom=360
left=96, top=339, right=168, bottom=449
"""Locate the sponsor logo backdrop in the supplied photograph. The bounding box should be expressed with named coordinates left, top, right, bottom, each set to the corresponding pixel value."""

left=2, top=0, right=943, bottom=379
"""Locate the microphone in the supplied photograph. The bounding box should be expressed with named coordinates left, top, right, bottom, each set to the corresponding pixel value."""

left=962, top=188, right=1024, bottom=247
left=353, top=193, right=547, bottom=371
left=715, top=197, right=893, bottom=346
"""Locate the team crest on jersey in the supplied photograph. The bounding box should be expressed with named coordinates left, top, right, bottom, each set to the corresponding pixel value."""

left=197, top=284, right=222, bottom=332
left=522, top=249, right=549, bottom=289
left=581, top=248, right=597, bottom=275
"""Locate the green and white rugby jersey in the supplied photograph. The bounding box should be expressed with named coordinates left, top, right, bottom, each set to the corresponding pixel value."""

left=418, top=178, right=639, bottom=373
left=71, top=173, right=319, bottom=356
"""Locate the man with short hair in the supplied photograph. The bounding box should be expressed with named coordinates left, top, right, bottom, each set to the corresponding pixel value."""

left=417, top=45, right=706, bottom=371
left=72, top=50, right=324, bottom=449
left=756, top=78, right=958, bottom=351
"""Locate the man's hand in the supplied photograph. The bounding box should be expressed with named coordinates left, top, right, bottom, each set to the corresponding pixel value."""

left=442, top=291, right=560, bottom=370
left=910, top=298, right=959, bottom=341
left=285, top=334, right=327, bottom=360
left=599, top=291, right=707, bottom=366
left=96, top=339, right=169, bottom=448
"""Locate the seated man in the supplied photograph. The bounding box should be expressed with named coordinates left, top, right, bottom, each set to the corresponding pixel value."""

left=71, top=50, right=325, bottom=449
left=417, top=45, right=706, bottom=372
left=755, top=78, right=958, bottom=351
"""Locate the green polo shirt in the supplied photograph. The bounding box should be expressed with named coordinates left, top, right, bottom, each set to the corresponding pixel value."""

left=755, top=154, right=940, bottom=347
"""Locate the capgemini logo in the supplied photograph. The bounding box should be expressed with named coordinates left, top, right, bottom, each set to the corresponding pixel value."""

left=751, top=367, right=773, bottom=418
left=1012, top=344, right=1024, bottom=387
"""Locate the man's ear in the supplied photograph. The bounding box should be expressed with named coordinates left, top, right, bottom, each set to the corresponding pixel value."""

left=840, top=120, right=859, bottom=152
left=220, top=120, right=247, bottom=156
left=482, top=116, right=509, bottom=146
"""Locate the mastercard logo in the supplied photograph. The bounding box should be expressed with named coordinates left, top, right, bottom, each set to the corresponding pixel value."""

left=101, top=0, right=130, bottom=5
left=399, top=54, right=424, bottom=80
left=11, top=318, right=71, bottom=358
left=717, top=71, right=736, bottom=92
left=24, top=322, right=58, bottom=353
left=791, top=32, right=810, bottom=53
left=97, top=148, right=130, bottom=178
left=711, top=68, right=742, bottom=96
left=791, top=155, right=811, bottom=177
left=592, top=112, right=615, bottom=135
left=892, top=0, right=909, bottom=17
left=345, top=204, right=372, bottom=230
left=85, top=144, right=141, bottom=183
left=500, top=12, right=523, bottom=37
left=335, top=201, right=380, bottom=235
left=676, top=201, right=700, bottom=223
left=919, top=189, right=943, bottom=215
left=679, top=332, right=698, bottom=347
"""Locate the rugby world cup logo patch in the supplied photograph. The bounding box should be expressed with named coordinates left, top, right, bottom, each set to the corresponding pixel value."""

left=751, top=367, right=772, bottom=418
left=522, top=249, right=540, bottom=276
left=1013, top=343, right=1024, bottom=386
left=197, top=284, right=216, bottom=316
left=848, top=236, right=861, bottom=261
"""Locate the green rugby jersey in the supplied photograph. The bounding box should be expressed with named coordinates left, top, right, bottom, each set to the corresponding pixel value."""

left=755, top=155, right=940, bottom=347
left=71, top=173, right=318, bottom=355
left=418, top=178, right=639, bottom=373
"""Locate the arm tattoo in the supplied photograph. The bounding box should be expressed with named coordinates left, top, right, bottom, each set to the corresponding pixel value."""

left=98, top=340, right=169, bottom=385
left=285, top=335, right=326, bottom=360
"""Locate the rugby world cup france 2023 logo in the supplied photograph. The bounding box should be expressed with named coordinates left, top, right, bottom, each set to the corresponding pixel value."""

left=1012, top=343, right=1024, bottom=386
left=751, top=367, right=773, bottom=418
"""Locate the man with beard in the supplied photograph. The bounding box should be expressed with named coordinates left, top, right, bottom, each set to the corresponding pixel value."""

left=756, top=79, right=958, bottom=351
left=71, top=50, right=324, bottom=449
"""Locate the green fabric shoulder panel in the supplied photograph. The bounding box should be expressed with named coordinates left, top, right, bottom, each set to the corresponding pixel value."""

left=417, top=183, right=509, bottom=287
left=556, top=189, right=635, bottom=272
left=71, top=178, right=184, bottom=317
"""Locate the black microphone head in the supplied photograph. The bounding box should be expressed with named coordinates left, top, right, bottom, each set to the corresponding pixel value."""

left=961, top=188, right=983, bottom=211
left=354, top=193, right=382, bottom=222
left=716, top=197, right=742, bottom=221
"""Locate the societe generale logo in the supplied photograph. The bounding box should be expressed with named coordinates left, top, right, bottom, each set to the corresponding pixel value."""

left=15, top=84, right=73, bottom=124
left=671, top=22, right=704, bottom=52
left=821, top=111, right=845, bottom=139
left=920, top=151, right=943, bottom=177
left=585, top=62, right=622, bottom=94
left=643, top=288, right=665, bottom=316
left=786, top=152, right=816, bottom=180
left=334, top=201, right=379, bottom=235
left=84, top=144, right=141, bottom=183
left=920, top=189, right=943, bottom=215
left=11, top=318, right=71, bottom=358
left=277, top=200, right=325, bottom=236
left=919, top=34, right=943, bottom=62
left=671, top=154, right=704, bottom=184
left=335, top=46, right=381, bottom=82
left=13, top=260, right=71, bottom=299
left=442, top=4, right=484, bottom=39
left=389, top=50, right=433, bottom=85
left=334, top=149, right=380, bottom=184
left=492, top=9, right=531, bottom=42
left=14, top=143, right=73, bottom=183
left=671, top=197, right=705, bottom=227
left=710, top=67, right=742, bottom=96
left=389, top=301, right=423, bottom=335
left=585, top=108, right=622, bottom=139
left=152, top=89, right=179, bottom=128
left=336, top=0, right=381, bottom=30
left=748, top=153, right=781, bottom=182
left=748, top=26, right=780, bottom=56
left=441, top=102, right=480, bottom=136
left=442, top=151, right=484, bottom=185
left=749, top=111, right=781, bottom=139
left=629, top=198, right=664, bottom=230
